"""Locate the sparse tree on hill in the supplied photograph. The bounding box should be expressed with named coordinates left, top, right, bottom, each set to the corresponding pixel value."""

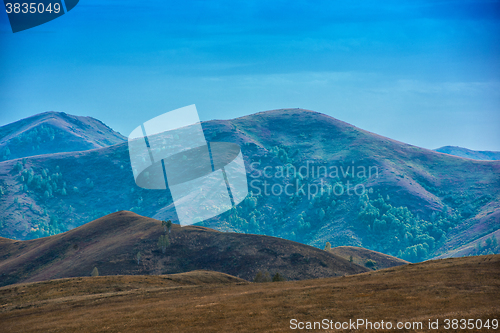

left=13, top=161, right=22, bottom=173
left=162, top=220, right=172, bottom=233
left=91, top=267, right=99, bottom=277
left=253, top=271, right=271, bottom=283
left=136, top=251, right=141, bottom=265
left=272, top=273, right=286, bottom=282
left=324, top=242, right=331, bottom=251
left=158, top=234, right=170, bottom=254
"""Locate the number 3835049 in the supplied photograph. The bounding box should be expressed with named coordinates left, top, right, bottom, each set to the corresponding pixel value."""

left=5, top=2, right=61, bottom=14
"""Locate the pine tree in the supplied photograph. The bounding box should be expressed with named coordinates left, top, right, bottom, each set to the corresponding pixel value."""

left=324, top=242, right=331, bottom=251
left=91, top=267, right=99, bottom=277
left=162, top=220, right=173, bottom=233
left=136, top=252, right=141, bottom=264
left=272, top=272, right=286, bottom=282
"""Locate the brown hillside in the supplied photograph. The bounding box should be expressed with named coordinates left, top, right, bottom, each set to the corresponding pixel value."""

left=0, top=255, right=498, bottom=332
left=0, top=211, right=368, bottom=287
left=329, top=246, right=409, bottom=270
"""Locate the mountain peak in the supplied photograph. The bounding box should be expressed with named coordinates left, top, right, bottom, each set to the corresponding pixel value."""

left=0, top=111, right=126, bottom=160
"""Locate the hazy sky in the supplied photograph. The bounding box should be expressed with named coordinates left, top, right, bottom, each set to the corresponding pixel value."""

left=1, top=0, right=499, bottom=150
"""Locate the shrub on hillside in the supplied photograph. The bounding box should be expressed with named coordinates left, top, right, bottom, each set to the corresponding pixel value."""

left=365, top=259, right=376, bottom=269
left=272, top=273, right=286, bottom=282
left=253, top=271, right=271, bottom=283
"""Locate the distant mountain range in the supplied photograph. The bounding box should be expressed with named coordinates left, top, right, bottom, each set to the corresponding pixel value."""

left=0, top=109, right=498, bottom=263
left=434, top=146, right=500, bottom=161
left=0, top=111, right=126, bottom=161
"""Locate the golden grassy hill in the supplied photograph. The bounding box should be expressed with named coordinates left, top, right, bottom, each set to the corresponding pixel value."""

left=1, top=254, right=498, bottom=332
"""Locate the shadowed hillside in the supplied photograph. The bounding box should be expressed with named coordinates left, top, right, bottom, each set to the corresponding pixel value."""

left=0, top=211, right=369, bottom=287
left=328, top=246, right=409, bottom=270
left=0, top=254, right=498, bottom=332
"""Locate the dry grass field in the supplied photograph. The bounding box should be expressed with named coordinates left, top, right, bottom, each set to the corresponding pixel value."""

left=1, top=254, right=499, bottom=332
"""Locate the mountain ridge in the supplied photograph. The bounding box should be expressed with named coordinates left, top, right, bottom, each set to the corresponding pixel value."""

left=0, top=111, right=126, bottom=161
left=0, top=109, right=498, bottom=263
left=434, top=145, right=500, bottom=161
left=328, top=245, right=409, bottom=270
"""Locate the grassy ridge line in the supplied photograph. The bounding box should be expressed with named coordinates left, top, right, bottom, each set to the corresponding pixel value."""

left=328, top=245, right=409, bottom=270
left=0, top=270, right=247, bottom=312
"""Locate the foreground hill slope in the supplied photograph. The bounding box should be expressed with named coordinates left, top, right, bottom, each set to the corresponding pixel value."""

left=328, top=246, right=409, bottom=270
left=0, top=111, right=126, bottom=161
left=0, top=211, right=368, bottom=287
left=0, top=255, right=498, bottom=333
left=0, top=270, right=247, bottom=311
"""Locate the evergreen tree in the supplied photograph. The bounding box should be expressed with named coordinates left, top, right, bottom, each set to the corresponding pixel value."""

left=324, top=242, right=331, bottom=251
left=272, top=272, right=286, bottom=282
left=162, top=220, right=173, bottom=233
left=91, top=267, right=99, bottom=277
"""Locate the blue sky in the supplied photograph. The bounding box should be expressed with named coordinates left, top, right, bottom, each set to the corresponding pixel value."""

left=1, top=0, right=499, bottom=150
